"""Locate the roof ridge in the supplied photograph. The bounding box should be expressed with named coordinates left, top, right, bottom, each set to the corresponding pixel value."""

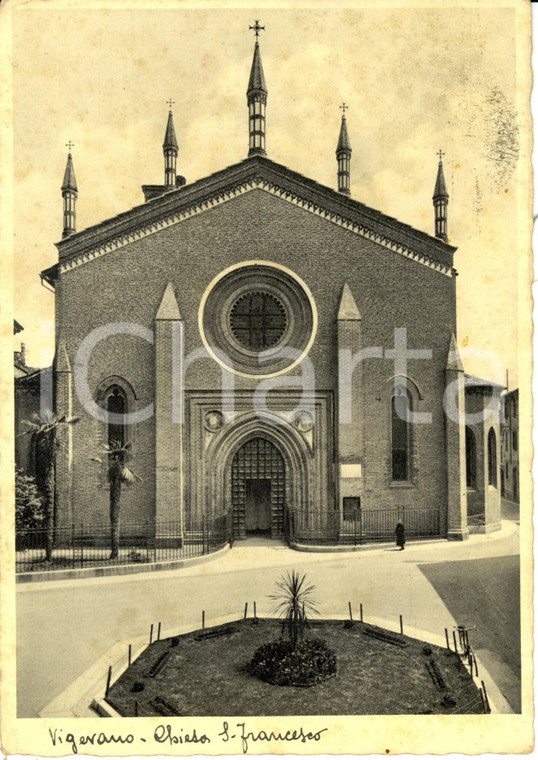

left=57, top=155, right=455, bottom=254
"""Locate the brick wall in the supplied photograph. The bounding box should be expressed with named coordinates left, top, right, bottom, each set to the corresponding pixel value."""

left=56, top=188, right=456, bottom=531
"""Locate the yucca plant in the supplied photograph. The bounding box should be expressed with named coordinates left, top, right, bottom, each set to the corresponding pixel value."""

left=20, top=411, right=80, bottom=561
left=92, top=440, right=141, bottom=559
left=270, top=570, right=318, bottom=650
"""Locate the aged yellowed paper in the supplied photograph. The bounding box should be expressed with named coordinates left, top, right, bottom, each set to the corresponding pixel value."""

left=0, top=0, right=533, bottom=754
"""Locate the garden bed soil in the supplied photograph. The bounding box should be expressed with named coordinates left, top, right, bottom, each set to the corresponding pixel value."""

left=106, top=619, right=484, bottom=716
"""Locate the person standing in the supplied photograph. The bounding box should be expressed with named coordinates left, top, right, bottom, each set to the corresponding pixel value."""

left=395, top=519, right=405, bottom=550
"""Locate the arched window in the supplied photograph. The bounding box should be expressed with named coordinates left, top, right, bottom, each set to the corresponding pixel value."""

left=391, top=389, right=411, bottom=481
left=487, top=428, right=497, bottom=488
left=106, top=385, right=127, bottom=448
left=465, top=427, right=476, bottom=489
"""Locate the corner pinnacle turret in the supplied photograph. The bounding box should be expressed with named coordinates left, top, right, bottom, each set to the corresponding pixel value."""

left=336, top=104, right=352, bottom=196
left=433, top=149, right=449, bottom=241
left=61, top=143, right=77, bottom=238
left=163, top=102, right=179, bottom=188
left=247, top=21, right=267, bottom=157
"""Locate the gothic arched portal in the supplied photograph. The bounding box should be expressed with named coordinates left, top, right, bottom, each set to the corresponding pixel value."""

left=205, top=413, right=313, bottom=540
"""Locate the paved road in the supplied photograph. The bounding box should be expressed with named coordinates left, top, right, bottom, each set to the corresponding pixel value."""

left=16, top=524, right=520, bottom=717
left=501, top=497, right=520, bottom=522
left=418, top=554, right=520, bottom=712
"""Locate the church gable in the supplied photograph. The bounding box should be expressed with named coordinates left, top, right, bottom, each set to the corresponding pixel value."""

left=49, top=157, right=456, bottom=282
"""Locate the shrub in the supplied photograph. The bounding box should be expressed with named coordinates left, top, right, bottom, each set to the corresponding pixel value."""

left=127, top=549, right=145, bottom=563
left=15, top=470, right=45, bottom=547
left=248, top=638, right=337, bottom=687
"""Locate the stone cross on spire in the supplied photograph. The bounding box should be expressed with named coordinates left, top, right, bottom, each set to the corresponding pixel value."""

left=249, top=20, right=265, bottom=37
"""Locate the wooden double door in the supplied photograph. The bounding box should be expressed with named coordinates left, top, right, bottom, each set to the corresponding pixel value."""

left=231, top=438, right=285, bottom=538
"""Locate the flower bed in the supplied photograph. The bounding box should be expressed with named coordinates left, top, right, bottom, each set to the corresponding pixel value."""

left=105, top=619, right=485, bottom=716
left=248, top=638, right=337, bottom=686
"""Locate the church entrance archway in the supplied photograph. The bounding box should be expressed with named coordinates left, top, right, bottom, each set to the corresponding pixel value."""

left=231, top=437, right=285, bottom=538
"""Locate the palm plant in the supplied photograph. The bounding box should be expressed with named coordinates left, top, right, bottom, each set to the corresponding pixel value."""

left=20, top=411, right=80, bottom=561
left=92, top=440, right=141, bottom=559
left=270, top=570, right=318, bottom=650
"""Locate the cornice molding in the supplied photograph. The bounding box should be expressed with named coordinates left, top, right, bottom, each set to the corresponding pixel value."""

left=59, top=177, right=453, bottom=278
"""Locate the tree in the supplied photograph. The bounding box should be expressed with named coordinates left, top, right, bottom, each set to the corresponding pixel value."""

left=92, top=440, right=141, bottom=559
left=270, top=570, right=318, bottom=650
left=20, top=411, right=80, bottom=561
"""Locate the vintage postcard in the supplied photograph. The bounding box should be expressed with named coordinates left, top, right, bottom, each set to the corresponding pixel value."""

left=0, top=0, right=533, bottom=755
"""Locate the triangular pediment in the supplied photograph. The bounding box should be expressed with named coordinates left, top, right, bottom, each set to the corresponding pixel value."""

left=51, top=156, right=456, bottom=280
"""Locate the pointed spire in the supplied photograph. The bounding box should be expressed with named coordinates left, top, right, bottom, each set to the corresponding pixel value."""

left=336, top=105, right=352, bottom=195
left=433, top=156, right=448, bottom=199
left=446, top=333, right=464, bottom=372
left=155, top=282, right=182, bottom=321
left=433, top=150, right=449, bottom=241
left=163, top=109, right=178, bottom=150
left=61, top=146, right=78, bottom=238
left=338, top=282, right=361, bottom=320
left=62, top=152, right=77, bottom=192
left=247, top=23, right=268, bottom=157
left=248, top=42, right=267, bottom=94
left=337, top=115, right=352, bottom=153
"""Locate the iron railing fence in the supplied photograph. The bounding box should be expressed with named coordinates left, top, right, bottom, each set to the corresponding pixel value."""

left=287, top=506, right=441, bottom=546
left=16, top=511, right=233, bottom=574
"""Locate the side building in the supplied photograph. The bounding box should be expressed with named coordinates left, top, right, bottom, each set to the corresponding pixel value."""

left=501, top=388, right=519, bottom=503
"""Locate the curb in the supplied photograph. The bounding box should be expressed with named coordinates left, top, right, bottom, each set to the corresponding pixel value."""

left=38, top=610, right=512, bottom=718
left=290, top=537, right=445, bottom=553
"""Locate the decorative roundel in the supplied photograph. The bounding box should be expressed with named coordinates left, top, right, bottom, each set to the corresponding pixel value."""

left=200, top=262, right=317, bottom=378
left=204, top=410, right=224, bottom=432
left=292, top=409, right=314, bottom=433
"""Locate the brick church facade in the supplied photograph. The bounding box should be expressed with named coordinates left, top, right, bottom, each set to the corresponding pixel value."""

left=37, top=32, right=503, bottom=546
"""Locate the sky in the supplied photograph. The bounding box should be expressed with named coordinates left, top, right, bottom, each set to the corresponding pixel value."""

left=8, top=1, right=529, bottom=387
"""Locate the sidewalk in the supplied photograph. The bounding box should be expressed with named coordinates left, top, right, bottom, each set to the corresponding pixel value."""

left=17, top=518, right=519, bottom=591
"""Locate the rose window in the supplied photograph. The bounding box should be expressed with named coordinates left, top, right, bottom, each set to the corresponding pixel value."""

left=229, top=291, right=288, bottom=351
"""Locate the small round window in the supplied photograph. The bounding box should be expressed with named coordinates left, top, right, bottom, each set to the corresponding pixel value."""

left=229, top=291, right=288, bottom=350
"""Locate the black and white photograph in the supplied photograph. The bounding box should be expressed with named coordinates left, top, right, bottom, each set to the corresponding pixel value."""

left=0, top=0, right=533, bottom=755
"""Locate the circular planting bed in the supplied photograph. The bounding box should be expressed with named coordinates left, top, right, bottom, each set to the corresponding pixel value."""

left=105, top=619, right=485, bottom=717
